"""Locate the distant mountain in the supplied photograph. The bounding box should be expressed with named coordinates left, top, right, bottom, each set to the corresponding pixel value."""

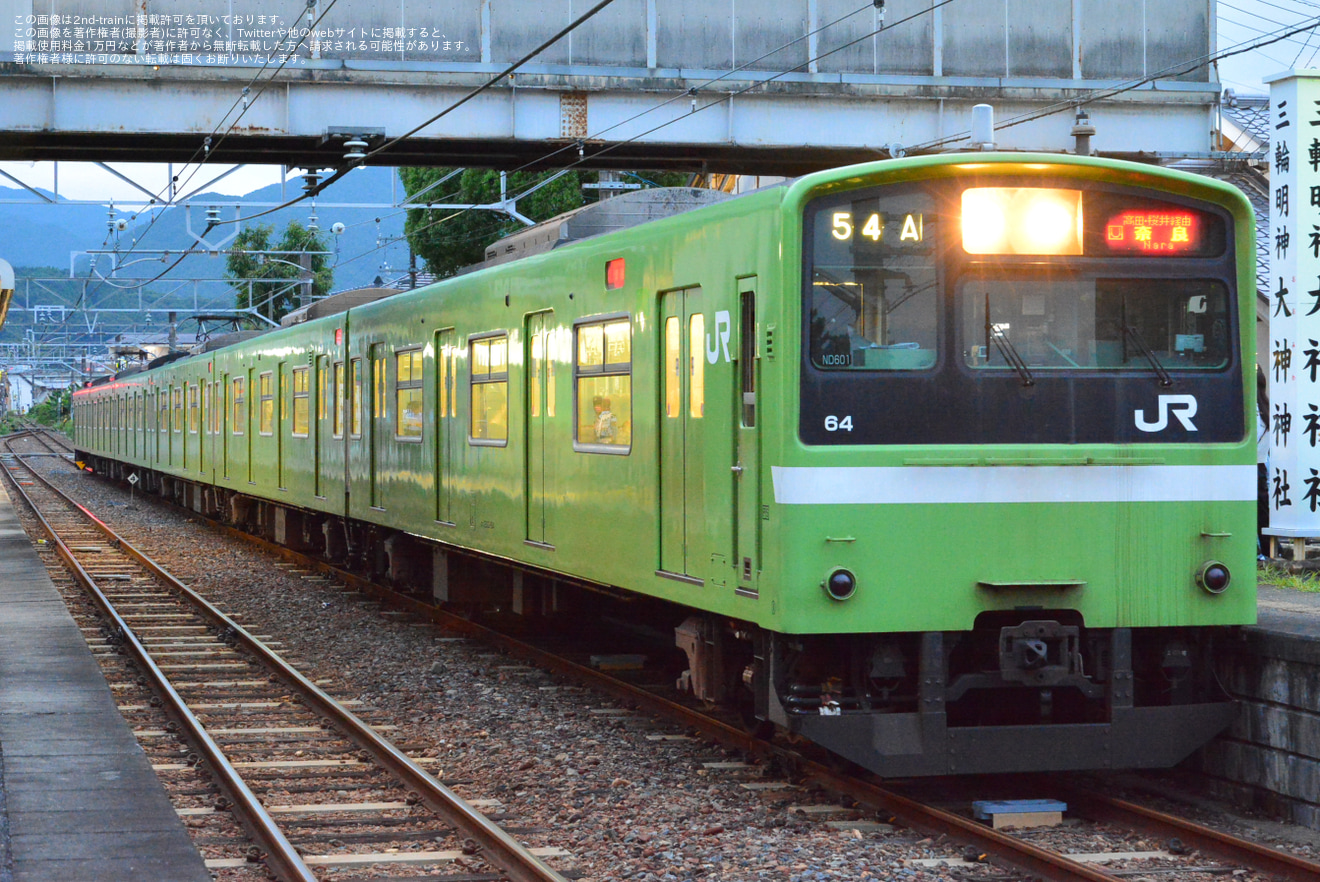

left=0, top=167, right=410, bottom=292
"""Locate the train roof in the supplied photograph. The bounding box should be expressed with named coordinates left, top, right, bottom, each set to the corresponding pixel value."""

left=469, top=187, right=733, bottom=273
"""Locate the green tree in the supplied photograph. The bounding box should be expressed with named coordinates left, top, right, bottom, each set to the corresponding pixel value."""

left=399, top=168, right=589, bottom=278
left=225, top=221, right=333, bottom=322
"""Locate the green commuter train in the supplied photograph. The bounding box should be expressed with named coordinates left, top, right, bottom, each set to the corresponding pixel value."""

left=74, top=153, right=1257, bottom=776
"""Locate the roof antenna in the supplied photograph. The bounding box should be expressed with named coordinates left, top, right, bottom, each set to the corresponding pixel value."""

left=970, top=104, right=996, bottom=151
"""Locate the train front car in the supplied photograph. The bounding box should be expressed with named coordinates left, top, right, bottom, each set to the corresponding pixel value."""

left=765, top=155, right=1256, bottom=776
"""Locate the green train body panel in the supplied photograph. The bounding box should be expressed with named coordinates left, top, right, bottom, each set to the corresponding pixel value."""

left=73, top=153, right=1258, bottom=639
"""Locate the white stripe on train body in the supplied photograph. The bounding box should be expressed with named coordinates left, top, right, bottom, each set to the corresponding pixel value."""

left=769, top=464, right=1256, bottom=506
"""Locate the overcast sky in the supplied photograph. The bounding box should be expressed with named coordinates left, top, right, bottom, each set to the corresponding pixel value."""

left=0, top=1, right=1312, bottom=204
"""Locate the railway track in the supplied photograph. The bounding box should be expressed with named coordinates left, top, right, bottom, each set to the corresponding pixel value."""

left=0, top=437, right=572, bottom=882
left=10, top=440, right=1320, bottom=882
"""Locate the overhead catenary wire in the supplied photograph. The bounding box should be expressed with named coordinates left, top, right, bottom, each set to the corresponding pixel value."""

left=908, top=13, right=1320, bottom=153
left=34, top=0, right=352, bottom=350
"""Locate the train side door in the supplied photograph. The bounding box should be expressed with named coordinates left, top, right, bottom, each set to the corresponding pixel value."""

left=315, top=355, right=328, bottom=498
left=277, top=362, right=287, bottom=490
left=221, top=374, right=230, bottom=480
left=733, top=279, right=761, bottom=595
left=434, top=329, right=458, bottom=524
left=246, top=368, right=255, bottom=483
left=525, top=312, right=554, bottom=545
left=659, top=286, right=712, bottom=580
left=369, top=343, right=385, bottom=509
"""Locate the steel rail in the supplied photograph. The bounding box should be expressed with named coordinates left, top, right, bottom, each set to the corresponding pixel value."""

left=74, top=462, right=1320, bottom=882
left=0, top=446, right=319, bottom=882
left=198, top=522, right=1119, bottom=882
left=7, top=447, right=569, bottom=882
left=1062, top=787, right=1320, bottom=882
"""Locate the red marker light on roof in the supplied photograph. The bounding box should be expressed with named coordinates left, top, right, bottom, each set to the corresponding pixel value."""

left=606, top=258, right=626, bottom=290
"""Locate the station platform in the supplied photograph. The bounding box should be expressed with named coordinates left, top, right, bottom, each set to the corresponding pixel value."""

left=0, top=488, right=209, bottom=881
left=1256, top=584, right=1320, bottom=635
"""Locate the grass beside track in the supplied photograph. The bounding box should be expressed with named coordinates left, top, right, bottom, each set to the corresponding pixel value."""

left=1258, top=564, right=1320, bottom=592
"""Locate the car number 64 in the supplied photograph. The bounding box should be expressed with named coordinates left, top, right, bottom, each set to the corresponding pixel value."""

left=824, top=415, right=853, bottom=432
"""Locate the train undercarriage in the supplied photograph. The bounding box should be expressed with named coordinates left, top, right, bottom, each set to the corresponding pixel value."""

left=82, top=455, right=1237, bottom=778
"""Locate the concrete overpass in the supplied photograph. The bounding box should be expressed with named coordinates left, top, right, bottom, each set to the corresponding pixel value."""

left=0, top=1, right=1220, bottom=174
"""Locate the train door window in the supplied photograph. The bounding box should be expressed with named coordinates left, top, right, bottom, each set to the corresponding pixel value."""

left=259, top=372, right=274, bottom=435
left=232, top=377, right=245, bottom=435
left=212, top=381, right=221, bottom=434
left=292, top=366, right=310, bottom=437
left=689, top=314, right=705, bottom=418
left=159, top=391, right=167, bottom=435
left=350, top=358, right=363, bottom=437
left=372, top=346, right=387, bottom=420
left=189, top=384, right=200, bottom=434
left=202, top=383, right=210, bottom=435
left=317, top=357, right=328, bottom=422
left=332, top=361, right=345, bottom=437
left=172, top=386, right=182, bottom=433
left=665, top=317, right=681, bottom=418
left=740, top=292, right=756, bottom=427
left=469, top=334, right=508, bottom=444
left=437, top=337, right=456, bottom=419
left=574, top=317, right=631, bottom=451
left=395, top=348, right=423, bottom=440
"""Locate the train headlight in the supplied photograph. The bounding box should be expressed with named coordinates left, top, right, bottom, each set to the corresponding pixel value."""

left=823, top=568, right=857, bottom=601
left=961, top=187, right=1083, bottom=255
left=1196, top=561, right=1231, bottom=594
left=960, top=188, right=1010, bottom=254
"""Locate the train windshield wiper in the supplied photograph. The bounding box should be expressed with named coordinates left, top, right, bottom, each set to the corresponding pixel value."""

left=984, top=294, right=1034, bottom=387
left=1120, top=322, right=1173, bottom=388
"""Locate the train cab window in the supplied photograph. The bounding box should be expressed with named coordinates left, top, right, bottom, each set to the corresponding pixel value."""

left=469, top=334, right=508, bottom=445
left=333, top=361, right=345, bottom=437
left=172, top=387, right=182, bottom=433
left=189, top=385, right=199, bottom=434
left=291, top=367, right=310, bottom=437
left=259, top=372, right=274, bottom=435
left=960, top=276, right=1231, bottom=373
left=232, top=377, right=245, bottom=435
left=350, top=358, right=363, bottom=437
left=574, top=317, right=631, bottom=451
left=395, top=349, right=424, bottom=440
left=807, top=189, right=938, bottom=371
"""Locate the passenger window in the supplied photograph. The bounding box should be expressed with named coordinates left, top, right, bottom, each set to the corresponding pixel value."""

left=232, top=378, right=245, bottom=435
left=292, top=367, right=310, bottom=437
left=575, top=317, right=631, bottom=450
left=259, top=371, right=274, bottom=435
left=689, top=314, right=705, bottom=418
left=469, top=335, right=509, bottom=444
left=395, top=349, right=424, bottom=440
